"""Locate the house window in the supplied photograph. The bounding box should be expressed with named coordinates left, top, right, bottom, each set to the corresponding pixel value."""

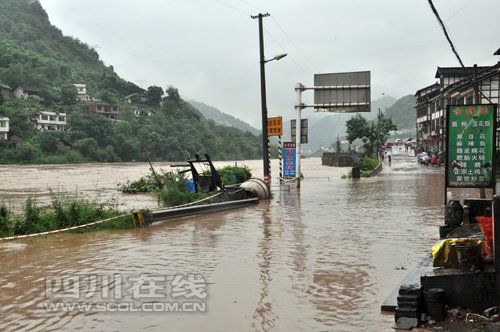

left=59, top=116, right=65, bottom=122
left=0, top=121, right=6, bottom=128
left=42, top=114, right=49, bottom=121
left=50, top=115, right=56, bottom=121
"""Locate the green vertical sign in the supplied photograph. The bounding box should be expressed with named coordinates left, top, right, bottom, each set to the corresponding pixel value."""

left=446, top=104, right=496, bottom=188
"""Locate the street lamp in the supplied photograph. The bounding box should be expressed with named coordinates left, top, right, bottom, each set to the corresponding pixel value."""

left=265, top=53, right=287, bottom=63
left=252, top=12, right=287, bottom=187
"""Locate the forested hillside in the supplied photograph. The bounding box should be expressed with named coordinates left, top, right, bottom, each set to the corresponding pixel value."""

left=0, top=0, right=262, bottom=163
left=384, top=95, right=416, bottom=130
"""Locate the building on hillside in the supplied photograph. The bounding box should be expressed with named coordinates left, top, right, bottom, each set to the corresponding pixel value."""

left=130, top=106, right=153, bottom=117
left=84, top=103, right=120, bottom=120
left=122, top=91, right=148, bottom=104
left=415, top=62, right=500, bottom=151
left=7, top=132, right=23, bottom=149
left=33, top=111, right=67, bottom=131
left=13, top=86, right=44, bottom=102
left=73, top=83, right=95, bottom=101
left=57, top=138, right=72, bottom=149
left=0, top=117, right=9, bottom=140
left=1, top=84, right=12, bottom=99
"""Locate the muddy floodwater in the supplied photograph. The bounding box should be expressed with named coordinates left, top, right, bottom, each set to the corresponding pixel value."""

left=0, top=153, right=446, bottom=331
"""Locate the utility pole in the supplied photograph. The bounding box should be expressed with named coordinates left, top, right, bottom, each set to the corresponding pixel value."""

left=252, top=13, right=271, bottom=187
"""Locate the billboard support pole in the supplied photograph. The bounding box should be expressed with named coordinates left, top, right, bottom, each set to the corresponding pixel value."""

left=295, top=83, right=304, bottom=188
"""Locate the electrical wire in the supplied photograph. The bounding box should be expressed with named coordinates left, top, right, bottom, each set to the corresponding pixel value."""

left=445, top=0, right=473, bottom=22
left=213, top=0, right=250, bottom=16
left=264, top=27, right=311, bottom=77
left=235, top=0, right=264, bottom=12
left=211, top=0, right=316, bottom=78
left=270, top=16, right=319, bottom=73
left=427, top=0, right=492, bottom=103
left=427, top=0, right=466, bottom=69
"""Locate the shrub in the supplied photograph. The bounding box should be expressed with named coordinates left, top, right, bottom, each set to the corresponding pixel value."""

left=215, top=165, right=252, bottom=185
left=0, top=203, right=13, bottom=237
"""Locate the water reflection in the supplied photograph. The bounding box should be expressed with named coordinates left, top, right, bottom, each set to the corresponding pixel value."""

left=254, top=202, right=277, bottom=331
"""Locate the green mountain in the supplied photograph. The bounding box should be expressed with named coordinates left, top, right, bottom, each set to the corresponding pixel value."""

left=0, top=0, right=139, bottom=100
left=188, top=100, right=260, bottom=135
left=384, top=94, right=417, bottom=130
left=0, top=0, right=262, bottom=163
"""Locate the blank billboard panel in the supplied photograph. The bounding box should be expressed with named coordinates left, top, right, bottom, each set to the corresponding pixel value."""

left=314, top=71, right=370, bottom=112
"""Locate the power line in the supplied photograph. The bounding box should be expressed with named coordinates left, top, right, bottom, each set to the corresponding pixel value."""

left=211, top=2, right=313, bottom=77
left=445, top=0, right=473, bottom=22
left=270, top=16, right=319, bottom=73
left=427, top=0, right=492, bottom=103
left=427, top=0, right=466, bottom=69
left=212, top=0, right=250, bottom=16
left=235, top=0, right=264, bottom=12
left=264, top=28, right=311, bottom=77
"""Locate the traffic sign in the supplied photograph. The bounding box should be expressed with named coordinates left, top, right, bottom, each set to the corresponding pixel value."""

left=267, top=116, right=282, bottom=136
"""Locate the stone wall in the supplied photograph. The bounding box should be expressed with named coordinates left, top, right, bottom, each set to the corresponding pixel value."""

left=321, top=152, right=353, bottom=167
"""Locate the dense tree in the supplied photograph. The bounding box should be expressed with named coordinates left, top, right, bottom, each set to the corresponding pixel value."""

left=345, top=113, right=397, bottom=154
left=60, top=84, right=78, bottom=106
left=147, top=86, right=163, bottom=107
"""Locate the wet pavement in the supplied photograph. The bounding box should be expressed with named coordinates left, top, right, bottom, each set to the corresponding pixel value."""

left=0, top=153, right=447, bottom=331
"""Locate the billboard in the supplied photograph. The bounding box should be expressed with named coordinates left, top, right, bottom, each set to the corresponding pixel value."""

left=446, top=104, right=497, bottom=188
left=313, top=71, right=370, bottom=112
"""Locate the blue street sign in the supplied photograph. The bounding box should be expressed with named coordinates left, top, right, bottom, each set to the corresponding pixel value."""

left=283, top=147, right=296, bottom=177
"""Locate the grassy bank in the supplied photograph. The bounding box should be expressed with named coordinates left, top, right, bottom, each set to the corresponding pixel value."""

left=0, top=191, right=130, bottom=238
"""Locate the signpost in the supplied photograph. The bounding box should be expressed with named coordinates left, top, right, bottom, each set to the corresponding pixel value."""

left=291, top=119, right=308, bottom=144
left=294, top=71, right=371, bottom=188
left=446, top=104, right=497, bottom=188
left=283, top=142, right=296, bottom=177
left=267, top=116, right=282, bottom=137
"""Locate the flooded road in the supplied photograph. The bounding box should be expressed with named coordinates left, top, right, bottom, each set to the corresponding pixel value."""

left=0, top=153, right=446, bottom=331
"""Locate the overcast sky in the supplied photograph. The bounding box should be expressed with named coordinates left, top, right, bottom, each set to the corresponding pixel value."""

left=39, top=0, right=500, bottom=128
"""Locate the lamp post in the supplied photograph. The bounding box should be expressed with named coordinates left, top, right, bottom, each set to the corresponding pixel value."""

left=252, top=12, right=287, bottom=187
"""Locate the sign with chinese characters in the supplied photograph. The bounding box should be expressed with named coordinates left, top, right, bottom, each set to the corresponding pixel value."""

left=446, top=104, right=496, bottom=188
left=283, top=142, right=296, bottom=177
left=267, top=116, right=282, bottom=136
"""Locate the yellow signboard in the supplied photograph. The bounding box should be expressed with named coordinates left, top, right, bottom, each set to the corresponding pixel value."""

left=267, top=116, right=282, bottom=136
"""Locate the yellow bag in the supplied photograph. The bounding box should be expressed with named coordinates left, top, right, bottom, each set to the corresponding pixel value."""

left=432, top=238, right=482, bottom=268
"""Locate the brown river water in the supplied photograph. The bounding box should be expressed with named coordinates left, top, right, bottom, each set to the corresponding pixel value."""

left=0, top=152, right=445, bottom=331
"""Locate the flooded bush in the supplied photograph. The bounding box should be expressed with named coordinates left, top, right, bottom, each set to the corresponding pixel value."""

left=14, top=195, right=55, bottom=235
left=0, top=203, right=13, bottom=237
left=343, top=155, right=379, bottom=179
left=157, top=173, right=210, bottom=207
left=1, top=192, right=130, bottom=238
left=118, top=174, right=162, bottom=193
left=210, top=165, right=252, bottom=185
